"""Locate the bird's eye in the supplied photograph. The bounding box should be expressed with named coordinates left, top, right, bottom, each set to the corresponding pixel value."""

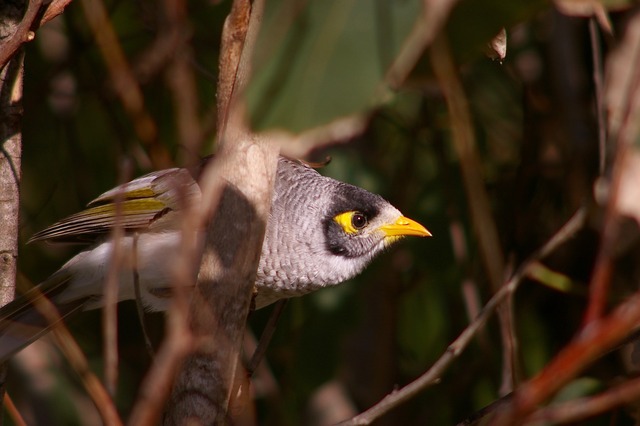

left=351, top=212, right=367, bottom=230
left=333, top=211, right=368, bottom=235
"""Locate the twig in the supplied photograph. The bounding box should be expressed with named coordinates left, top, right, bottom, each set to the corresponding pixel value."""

left=337, top=209, right=587, bottom=426
left=163, top=0, right=203, bottom=167
left=79, top=0, right=171, bottom=169
left=215, top=0, right=251, bottom=142
left=278, top=0, right=463, bottom=157
left=248, top=299, right=287, bottom=376
left=589, top=17, right=606, bottom=177
left=382, top=0, right=460, bottom=92
left=127, top=315, right=193, bottom=426
left=132, top=233, right=156, bottom=358
left=282, top=113, right=369, bottom=158
left=492, top=288, right=640, bottom=425
left=163, top=0, right=281, bottom=423
left=133, top=28, right=190, bottom=85
left=3, top=393, right=27, bottom=426
left=40, top=0, right=74, bottom=27
left=526, top=375, right=640, bottom=424
left=33, top=291, right=123, bottom=425
left=430, top=32, right=518, bottom=392
left=490, top=12, right=640, bottom=424
left=102, top=160, right=135, bottom=396
left=127, top=193, right=199, bottom=426
left=584, top=9, right=640, bottom=324
left=498, top=289, right=519, bottom=395
left=0, top=0, right=42, bottom=69
left=430, top=33, right=504, bottom=293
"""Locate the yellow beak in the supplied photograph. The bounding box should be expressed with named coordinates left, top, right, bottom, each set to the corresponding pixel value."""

left=379, top=216, right=432, bottom=238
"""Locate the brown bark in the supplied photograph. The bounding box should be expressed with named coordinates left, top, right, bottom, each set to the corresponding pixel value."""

left=163, top=0, right=279, bottom=424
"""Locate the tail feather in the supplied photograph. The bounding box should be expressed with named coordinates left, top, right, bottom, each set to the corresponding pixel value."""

left=0, top=276, right=90, bottom=363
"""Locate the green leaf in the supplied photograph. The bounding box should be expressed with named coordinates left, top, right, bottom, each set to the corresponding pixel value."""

left=246, top=0, right=421, bottom=132
left=526, top=261, right=578, bottom=294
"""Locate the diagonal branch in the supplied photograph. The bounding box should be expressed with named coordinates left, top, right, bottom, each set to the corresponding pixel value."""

left=338, top=208, right=587, bottom=426
left=79, top=0, right=171, bottom=169
left=0, top=0, right=43, bottom=69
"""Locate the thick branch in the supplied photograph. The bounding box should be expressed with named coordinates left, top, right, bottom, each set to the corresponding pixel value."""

left=164, top=0, right=278, bottom=423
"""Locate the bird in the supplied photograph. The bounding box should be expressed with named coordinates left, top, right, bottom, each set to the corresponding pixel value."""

left=0, top=156, right=430, bottom=361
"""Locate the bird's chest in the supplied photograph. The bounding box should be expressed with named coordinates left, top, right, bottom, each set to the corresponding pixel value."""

left=253, top=242, right=361, bottom=309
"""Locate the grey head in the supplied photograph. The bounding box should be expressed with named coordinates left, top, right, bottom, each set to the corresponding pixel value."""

left=254, top=157, right=430, bottom=308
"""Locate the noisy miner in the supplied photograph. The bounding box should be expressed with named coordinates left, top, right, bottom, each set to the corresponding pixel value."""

left=0, top=156, right=430, bottom=361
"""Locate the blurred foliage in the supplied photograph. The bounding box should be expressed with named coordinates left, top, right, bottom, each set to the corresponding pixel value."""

left=247, top=0, right=421, bottom=131
left=5, top=0, right=640, bottom=424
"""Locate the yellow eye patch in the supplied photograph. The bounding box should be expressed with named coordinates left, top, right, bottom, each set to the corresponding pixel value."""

left=334, top=211, right=367, bottom=235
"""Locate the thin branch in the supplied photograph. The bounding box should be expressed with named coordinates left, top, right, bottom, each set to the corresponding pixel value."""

left=490, top=12, right=640, bottom=424
left=430, top=34, right=504, bottom=293
left=526, top=375, right=640, bottom=424
left=40, top=0, right=74, bottom=27
left=79, top=0, right=171, bottom=169
left=132, top=234, right=156, bottom=358
left=338, top=208, right=587, bottom=426
left=584, top=9, right=640, bottom=324
left=3, top=393, right=27, bottom=426
left=492, top=288, right=640, bottom=425
left=0, top=0, right=42, bottom=69
left=215, top=0, right=251, bottom=142
left=498, top=291, right=519, bottom=394
left=163, top=0, right=203, bottom=167
left=281, top=113, right=369, bottom=158
left=102, top=160, right=135, bottom=396
left=589, top=17, right=606, bottom=177
left=381, top=0, right=460, bottom=93
left=127, top=193, right=199, bottom=426
left=248, top=299, right=287, bottom=376
left=28, top=286, right=123, bottom=424
left=432, top=29, right=530, bottom=398
left=277, top=0, right=462, bottom=157
left=430, top=32, right=519, bottom=393
left=133, top=28, right=190, bottom=85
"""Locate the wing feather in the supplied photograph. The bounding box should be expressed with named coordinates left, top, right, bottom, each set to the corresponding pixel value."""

left=30, top=168, right=200, bottom=244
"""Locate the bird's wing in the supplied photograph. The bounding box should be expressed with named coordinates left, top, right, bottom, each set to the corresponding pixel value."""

left=29, top=167, right=201, bottom=244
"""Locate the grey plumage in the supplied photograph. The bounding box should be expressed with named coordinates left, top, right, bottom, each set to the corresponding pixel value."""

left=0, top=157, right=430, bottom=361
left=257, top=158, right=411, bottom=306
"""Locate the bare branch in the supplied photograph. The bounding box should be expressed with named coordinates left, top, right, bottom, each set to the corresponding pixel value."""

left=0, top=0, right=42, bottom=69
left=164, top=0, right=282, bottom=423
left=79, top=0, right=171, bottom=169
left=280, top=0, right=463, bottom=157
left=338, top=209, right=587, bottom=426
left=20, top=280, right=123, bottom=425
left=585, top=8, right=640, bottom=323
left=163, top=0, right=203, bottom=167
left=216, top=0, right=251, bottom=142
left=431, top=34, right=504, bottom=293
left=248, top=299, right=287, bottom=376
left=281, top=113, right=369, bottom=159
left=382, top=0, right=460, bottom=92
left=3, top=393, right=27, bottom=426
left=589, top=18, right=606, bottom=177
left=489, top=12, right=640, bottom=424
left=127, top=191, right=199, bottom=426
left=526, top=375, right=640, bottom=424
